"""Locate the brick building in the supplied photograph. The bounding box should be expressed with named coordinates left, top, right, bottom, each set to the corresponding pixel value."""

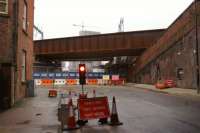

left=0, top=0, right=34, bottom=109
left=133, top=1, right=200, bottom=89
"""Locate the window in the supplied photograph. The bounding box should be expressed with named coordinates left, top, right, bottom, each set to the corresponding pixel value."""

left=22, top=1, right=28, bottom=31
left=177, top=68, right=184, bottom=80
left=0, top=0, right=8, bottom=14
left=21, top=50, right=26, bottom=82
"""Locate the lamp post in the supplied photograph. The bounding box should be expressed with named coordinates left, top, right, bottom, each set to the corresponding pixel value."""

left=195, top=0, right=200, bottom=94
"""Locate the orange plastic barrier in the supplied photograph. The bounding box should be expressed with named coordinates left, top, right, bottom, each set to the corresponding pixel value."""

left=155, top=82, right=166, bottom=89
left=110, top=78, right=126, bottom=85
left=66, top=79, right=77, bottom=85
left=164, top=80, right=175, bottom=88
left=41, top=79, right=54, bottom=86
left=87, top=79, right=98, bottom=85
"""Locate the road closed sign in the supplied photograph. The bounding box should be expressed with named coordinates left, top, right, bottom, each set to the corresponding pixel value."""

left=78, top=97, right=110, bottom=120
left=103, top=75, right=110, bottom=80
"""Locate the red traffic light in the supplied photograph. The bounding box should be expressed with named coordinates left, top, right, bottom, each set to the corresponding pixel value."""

left=79, top=64, right=86, bottom=85
left=80, top=66, right=85, bottom=72
left=79, top=64, right=86, bottom=72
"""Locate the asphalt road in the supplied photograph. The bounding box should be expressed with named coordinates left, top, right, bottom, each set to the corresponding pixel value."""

left=0, top=85, right=200, bottom=133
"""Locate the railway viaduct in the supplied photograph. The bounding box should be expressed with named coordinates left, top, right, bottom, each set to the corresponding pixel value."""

left=34, top=1, right=200, bottom=89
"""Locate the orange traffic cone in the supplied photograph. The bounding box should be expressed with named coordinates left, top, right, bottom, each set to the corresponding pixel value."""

left=64, top=99, right=79, bottom=130
left=109, top=96, right=123, bottom=126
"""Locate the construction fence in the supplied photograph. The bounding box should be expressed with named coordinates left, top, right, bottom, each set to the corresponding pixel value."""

left=33, top=72, right=126, bottom=87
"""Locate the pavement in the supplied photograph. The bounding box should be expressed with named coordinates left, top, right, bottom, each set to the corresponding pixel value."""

left=0, top=85, right=200, bottom=133
left=126, top=83, right=200, bottom=98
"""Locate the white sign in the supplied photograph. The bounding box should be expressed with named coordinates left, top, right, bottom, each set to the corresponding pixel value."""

left=103, top=75, right=110, bottom=80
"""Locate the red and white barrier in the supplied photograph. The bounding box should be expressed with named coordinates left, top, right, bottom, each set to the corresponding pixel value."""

left=87, top=79, right=98, bottom=85
left=66, top=79, right=78, bottom=85
left=97, top=79, right=103, bottom=85
left=41, top=79, right=54, bottom=86
left=54, top=79, right=66, bottom=85
left=34, top=75, right=126, bottom=87
left=34, top=79, right=42, bottom=86
left=164, top=80, right=175, bottom=88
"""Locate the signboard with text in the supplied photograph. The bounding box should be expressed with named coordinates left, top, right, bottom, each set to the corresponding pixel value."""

left=78, top=97, right=110, bottom=120
left=103, top=75, right=110, bottom=80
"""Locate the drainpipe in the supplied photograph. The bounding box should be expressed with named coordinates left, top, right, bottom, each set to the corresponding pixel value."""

left=12, top=0, right=19, bottom=104
left=195, top=0, right=200, bottom=94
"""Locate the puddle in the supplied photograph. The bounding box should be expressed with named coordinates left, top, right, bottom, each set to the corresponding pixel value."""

left=16, top=120, right=31, bottom=125
left=36, top=113, right=42, bottom=116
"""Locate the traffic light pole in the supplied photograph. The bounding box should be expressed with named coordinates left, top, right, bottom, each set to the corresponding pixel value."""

left=82, top=84, right=84, bottom=94
left=79, top=64, right=86, bottom=94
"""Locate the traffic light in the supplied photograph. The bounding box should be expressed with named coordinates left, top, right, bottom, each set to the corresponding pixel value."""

left=79, top=64, right=86, bottom=85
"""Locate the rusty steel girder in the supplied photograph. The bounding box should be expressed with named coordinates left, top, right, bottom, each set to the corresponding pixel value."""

left=34, top=29, right=165, bottom=61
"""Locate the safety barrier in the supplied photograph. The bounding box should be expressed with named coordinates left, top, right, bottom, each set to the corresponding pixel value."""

left=87, top=79, right=98, bottom=85
left=76, top=79, right=80, bottom=85
left=48, top=89, right=57, bottom=97
left=102, top=75, right=110, bottom=85
left=164, top=80, right=175, bottom=88
left=35, top=79, right=42, bottom=86
left=97, top=79, right=103, bottom=85
left=155, top=82, right=166, bottom=89
left=110, top=78, right=126, bottom=85
left=41, top=79, right=54, bottom=86
left=155, top=79, right=176, bottom=89
left=34, top=77, right=126, bottom=87
left=102, top=80, right=109, bottom=85
left=66, top=79, right=78, bottom=85
left=54, top=79, right=66, bottom=86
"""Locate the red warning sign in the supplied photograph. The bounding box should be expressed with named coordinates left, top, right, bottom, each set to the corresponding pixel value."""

left=78, top=97, right=110, bottom=120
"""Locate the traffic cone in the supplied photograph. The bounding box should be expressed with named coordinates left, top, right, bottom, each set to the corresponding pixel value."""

left=109, top=96, right=123, bottom=126
left=65, top=99, right=79, bottom=130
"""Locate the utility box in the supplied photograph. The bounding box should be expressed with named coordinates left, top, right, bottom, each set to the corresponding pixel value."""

left=26, top=80, right=35, bottom=97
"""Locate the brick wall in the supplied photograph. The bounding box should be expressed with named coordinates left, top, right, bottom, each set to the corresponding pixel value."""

left=134, top=29, right=198, bottom=89
left=15, top=0, right=34, bottom=101
left=0, top=0, right=13, bottom=63
left=133, top=1, right=200, bottom=89
left=0, top=17, right=10, bottom=62
left=0, top=0, right=34, bottom=103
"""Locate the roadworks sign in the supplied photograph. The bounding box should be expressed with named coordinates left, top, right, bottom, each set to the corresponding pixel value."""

left=103, top=75, right=110, bottom=80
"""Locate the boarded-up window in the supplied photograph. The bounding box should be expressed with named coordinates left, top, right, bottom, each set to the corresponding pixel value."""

left=21, top=50, right=26, bottom=82
left=0, top=0, right=8, bottom=14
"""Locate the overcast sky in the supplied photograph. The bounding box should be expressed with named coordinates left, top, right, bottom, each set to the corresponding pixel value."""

left=34, top=0, right=193, bottom=39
